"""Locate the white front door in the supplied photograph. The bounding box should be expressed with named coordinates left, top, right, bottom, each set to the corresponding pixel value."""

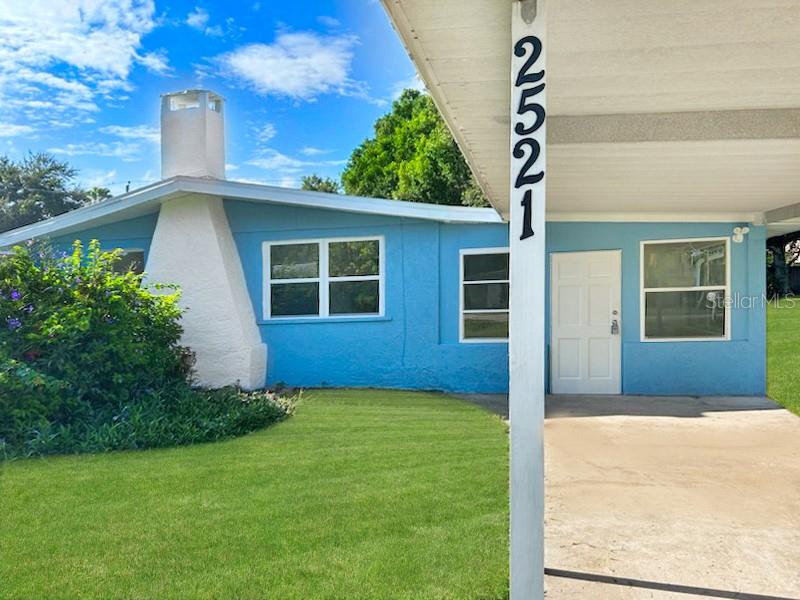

left=551, top=250, right=621, bottom=394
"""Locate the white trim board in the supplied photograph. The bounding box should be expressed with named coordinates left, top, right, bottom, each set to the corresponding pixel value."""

left=0, top=176, right=504, bottom=248
left=547, top=211, right=764, bottom=224
left=639, top=236, right=732, bottom=343
left=262, top=235, right=385, bottom=321
left=458, top=247, right=510, bottom=344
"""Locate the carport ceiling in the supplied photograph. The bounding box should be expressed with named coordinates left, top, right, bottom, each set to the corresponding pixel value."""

left=381, top=0, right=800, bottom=220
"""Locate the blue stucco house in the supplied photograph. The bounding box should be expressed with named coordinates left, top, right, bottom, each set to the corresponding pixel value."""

left=0, top=90, right=768, bottom=396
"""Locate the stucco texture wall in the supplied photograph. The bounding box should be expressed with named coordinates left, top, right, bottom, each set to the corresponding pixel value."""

left=49, top=200, right=766, bottom=396
left=225, top=200, right=510, bottom=393
left=547, top=222, right=766, bottom=396
left=51, top=213, right=159, bottom=256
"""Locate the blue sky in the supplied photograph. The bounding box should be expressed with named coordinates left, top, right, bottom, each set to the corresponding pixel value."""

left=0, top=0, right=421, bottom=194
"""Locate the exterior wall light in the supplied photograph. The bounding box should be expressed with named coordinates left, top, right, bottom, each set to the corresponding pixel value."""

left=732, top=226, right=750, bottom=243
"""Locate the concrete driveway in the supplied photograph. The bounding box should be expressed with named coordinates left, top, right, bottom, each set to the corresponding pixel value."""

left=463, top=394, right=800, bottom=599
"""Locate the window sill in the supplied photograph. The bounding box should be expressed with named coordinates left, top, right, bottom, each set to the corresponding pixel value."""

left=259, top=315, right=391, bottom=325
left=640, top=336, right=730, bottom=343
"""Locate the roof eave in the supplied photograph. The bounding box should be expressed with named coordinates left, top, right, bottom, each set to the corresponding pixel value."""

left=0, top=177, right=505, bottom=248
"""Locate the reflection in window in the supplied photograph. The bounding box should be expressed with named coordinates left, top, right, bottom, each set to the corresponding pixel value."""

left=642, top=238, right=729, bottom=340
left=266, top=238, right=382, bottom=318
left=461, top=250, right=509, bottom=341
left=114, top=250, right=145, bottom=275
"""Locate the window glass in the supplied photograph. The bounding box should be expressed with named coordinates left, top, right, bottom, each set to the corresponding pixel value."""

left=115, top=251, right=145, bottom=275
left=643, top=240, right=726, bottom=288
left=462, top=251, right=509, bottom=341
left=271, top=283, right=319, bottom=316
left=330, top=280, right=379, bottom=315
left=464, top=282, right=509, bottom=311
left=464, top=253, right=509, bottom=281
left=464, top=313, right=509, bottom=339
left=644, top=290, right=726, bottom=339
left=266, top=238, right=381, bottom=318
left=270, top=243, right=319, bottom=279
left=329, top=240, right=379, bottom=277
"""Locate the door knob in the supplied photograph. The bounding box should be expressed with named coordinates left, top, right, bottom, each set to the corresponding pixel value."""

left=611, top=319, right=619, bottom=335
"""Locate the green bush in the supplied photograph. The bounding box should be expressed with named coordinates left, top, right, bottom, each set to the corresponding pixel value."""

left=0, top=241, right=293, bottom=459
left=0, top=240, right=189, bottom=408
left=3, top=386, right=295, bottom=459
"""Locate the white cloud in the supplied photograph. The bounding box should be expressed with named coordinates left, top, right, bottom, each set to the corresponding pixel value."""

left=186, top=7, right=210, bottom=30
left=49, top=141, right=143, bottom=162
left=256, top=123, right=277, bottom=143
left=317, top=16, right=341, bottom=28
left=248, top=150, right=341, bottom=172
left=225, top=163, right=239, bottom=171
left=216, top=31, right=366, bottom=101
left=186, top=7, right=228, bottom=37
left=246, top=150, right=308, bottom=173
left=392, top=74, right=426, bottom=99
left=0, top=0, right=167, bottom=122
left=100, top=124, right=160, bottom=144
left=0, top=123, right=34, bottom=137
left=245, top=148, right=346, bottom=187
left=137, top=49, right=171, bottom=75
left=83, top=169, right=117, bottom=188
left=300, top=146, right=332, bottom=157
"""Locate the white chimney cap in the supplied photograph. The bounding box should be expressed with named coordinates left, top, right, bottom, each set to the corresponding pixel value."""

left=160, top=89, right=225, bottom=180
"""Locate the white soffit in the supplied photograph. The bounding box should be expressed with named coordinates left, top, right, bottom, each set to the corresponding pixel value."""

left=381, top=0, right=800, bottom=219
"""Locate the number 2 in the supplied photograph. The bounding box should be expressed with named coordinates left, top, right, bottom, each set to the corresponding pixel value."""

left=514, top=36, right=544, bottom=86
left=513, top=139, right=543, bottom=188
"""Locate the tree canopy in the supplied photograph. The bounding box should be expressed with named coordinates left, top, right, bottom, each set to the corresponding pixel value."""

left=340, top=89, right=488, bottom=207
left=301, top=174, right=340, bottom=194
left=0, top=153, right=94, bottom=233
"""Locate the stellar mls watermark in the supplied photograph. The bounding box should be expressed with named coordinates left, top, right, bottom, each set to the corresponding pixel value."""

left=706, top=292, right=796, bottom=310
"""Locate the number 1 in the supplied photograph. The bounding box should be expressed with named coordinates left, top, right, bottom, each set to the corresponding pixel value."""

left=520, top=190, right=534, bottom=240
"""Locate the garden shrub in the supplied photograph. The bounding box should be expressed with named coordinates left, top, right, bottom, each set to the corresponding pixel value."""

left=0, top=241, right=294, bottom=459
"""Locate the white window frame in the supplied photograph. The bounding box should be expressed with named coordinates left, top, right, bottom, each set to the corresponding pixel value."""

left=262, top=236, right=385, bottom=320
left=459, top=247, right=510, bottom=344
left=640, top=236, right=731, bottom=342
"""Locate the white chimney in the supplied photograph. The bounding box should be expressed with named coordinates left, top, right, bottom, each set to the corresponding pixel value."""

left=160, top=89, right=225, bottom=180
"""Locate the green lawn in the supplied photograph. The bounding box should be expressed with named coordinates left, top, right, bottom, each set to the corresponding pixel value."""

left=0, top=390, right=509, bottom=600
left=768, top=300, right=800, bottom=415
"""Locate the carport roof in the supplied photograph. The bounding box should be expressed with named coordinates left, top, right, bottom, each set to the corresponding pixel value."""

left=380, top=0, right=800, bottom=223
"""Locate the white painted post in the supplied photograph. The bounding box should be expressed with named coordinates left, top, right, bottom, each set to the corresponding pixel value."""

left=509, top=0, right=546, bottom=599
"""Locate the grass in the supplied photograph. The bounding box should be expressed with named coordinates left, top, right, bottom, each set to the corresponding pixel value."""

left=767, top=299, right=800, bottom=415
left=0, top=389, right=509, bottom=600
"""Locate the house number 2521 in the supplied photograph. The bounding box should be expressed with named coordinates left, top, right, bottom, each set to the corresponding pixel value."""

left=513, top=35, right=545, bottom=241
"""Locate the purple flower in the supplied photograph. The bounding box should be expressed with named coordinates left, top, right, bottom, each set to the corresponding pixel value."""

left=23, top=304, right=34, bottom=314
left=6, top=317, right=21, bottom=331
left=9, top=290, right=20, bottom=301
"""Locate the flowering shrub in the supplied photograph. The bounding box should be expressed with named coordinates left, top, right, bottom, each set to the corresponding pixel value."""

left=0, top=241, right=293, bottom=459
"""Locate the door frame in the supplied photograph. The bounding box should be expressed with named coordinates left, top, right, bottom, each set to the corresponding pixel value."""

left=549, top=249, right=622, bottom=395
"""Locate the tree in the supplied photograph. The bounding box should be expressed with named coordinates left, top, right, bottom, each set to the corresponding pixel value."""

left=87, top=187, right=113, bottom=203
left=767, top=232, right=800, bottom=296
left=0, top=153, right=90, bottom=233
left=341, top=89, right=488, bottom=207
left=301, top=174, right=340, bottom=194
